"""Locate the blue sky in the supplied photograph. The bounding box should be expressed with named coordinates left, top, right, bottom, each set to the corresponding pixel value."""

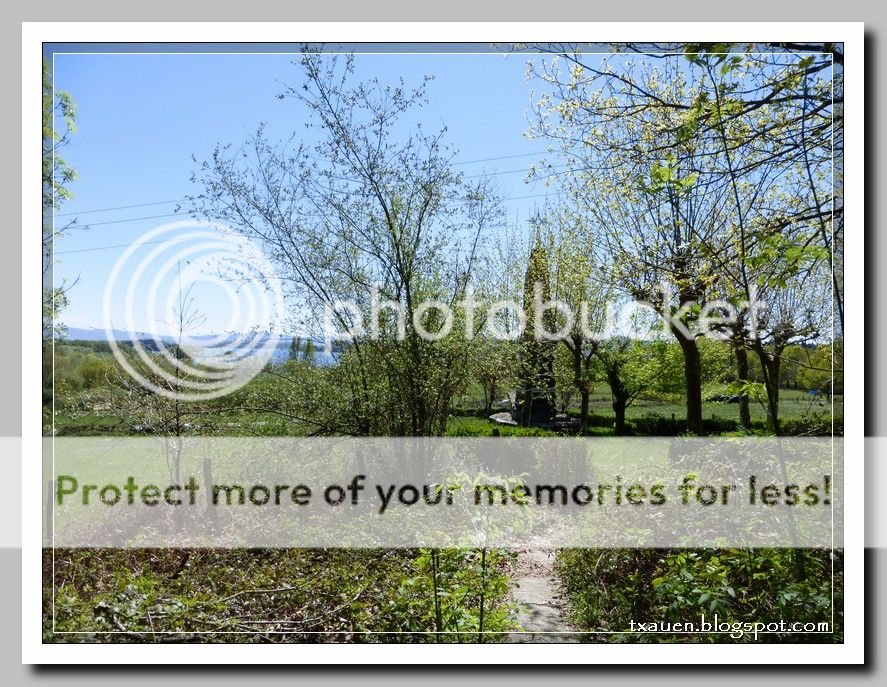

left=49, top=48, right=566, bottom=334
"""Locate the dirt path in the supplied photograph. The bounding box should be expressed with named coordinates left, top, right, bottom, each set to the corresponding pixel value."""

left=509, top=549, right=577, bottom=643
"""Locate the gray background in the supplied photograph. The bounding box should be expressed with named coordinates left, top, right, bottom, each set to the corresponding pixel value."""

left=5, top=0, right=883, bottom=680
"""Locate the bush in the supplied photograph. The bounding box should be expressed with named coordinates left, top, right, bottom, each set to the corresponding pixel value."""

left=45, top=548, right=516, bottom=642
left=76, top=356, right=114, bottom=389
left=555, top=548, right=842, bottom=643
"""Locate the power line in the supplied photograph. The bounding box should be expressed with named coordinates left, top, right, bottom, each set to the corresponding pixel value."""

left=56, top=239, right=171, bottom=255
left=451, top=151, right=548, bottom=166
left=55, top=198, right=186, bottom=218
left=53, top=152, right=553, bottom=217
left=63, top=189, right=557, bottom=233
left=502, top=191, right=555, bottom=202
left=58, top=172, right=559, bottom=226
left=464, top=161, right=569, bottom=180
left=53, top=189, right=562, bottom=255
left=56, top=186, right=557, bottom=232
left=77, top=212, right=182, bottom=227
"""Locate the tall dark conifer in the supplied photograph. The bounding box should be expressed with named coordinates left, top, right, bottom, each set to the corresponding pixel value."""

left=516, top=238, right=557, bottom=426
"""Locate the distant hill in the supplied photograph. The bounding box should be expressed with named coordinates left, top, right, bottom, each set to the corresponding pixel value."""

left=61, top=327, right=336, bottom=365
left=66, top=327, right=293, bottom=344
left=66, top=326, right=153, bottom=342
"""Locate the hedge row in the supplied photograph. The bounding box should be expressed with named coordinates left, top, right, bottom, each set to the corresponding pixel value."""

left=454, top=407, right=843, bottom=437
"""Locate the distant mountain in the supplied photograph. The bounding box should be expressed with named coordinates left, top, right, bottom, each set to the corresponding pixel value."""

left=65, top=327, right=297, bottom=344
left=65, top=326, right=152, bottom=342
left=62, top=327, right=336, bottom=365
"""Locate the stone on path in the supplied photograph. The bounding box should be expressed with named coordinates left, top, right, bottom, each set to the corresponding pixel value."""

left=509, top=549, right=578, bottom=643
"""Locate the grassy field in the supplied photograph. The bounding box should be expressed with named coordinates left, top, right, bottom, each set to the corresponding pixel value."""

left=52, top=388, right=842, bottom=438
left=609, top=390, right=841, bottom=422
left=446, top=389, right=841, bottom=436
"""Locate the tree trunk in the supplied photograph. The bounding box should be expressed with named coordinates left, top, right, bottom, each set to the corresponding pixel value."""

left=579, top=387, right=590, bottom=431
left=754, top=346, right=782, bottom=435
left=673, top=327, right=703, bottom=434
left=483, top=379, right=496, bottom=416
left=735, top=344, right=752, bottom=427
left=764, top=358, right=781, bottom=435
left=606, top=367, right=629, bottom=436
left=569, top=337, right=591, bottom=431
left=613, top=395, right=628, bottom=435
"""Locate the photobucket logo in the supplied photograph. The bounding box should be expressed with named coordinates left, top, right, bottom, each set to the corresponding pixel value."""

left=322, top=282, right=764, bottom=350
left=102, top=220, right=285, bottom=401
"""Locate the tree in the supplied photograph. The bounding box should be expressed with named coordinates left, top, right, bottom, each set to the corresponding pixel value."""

left=591, top=338, right=661, bottom=435
left=302, top=338, right=317, bottom=365
left=794, top=344, right=837, bottom=393
left=42, top=59, right=80, bottom=427
left=526, top=46, right=838, bottom=435
left=684, top=49, right=834, bottom=434
left=105, top=285, right=216, bottom=485
left=544, top=205, right=608, bottom=430
left=515, top=237, right=556, bottom=426
left=470, top=221, right=524, bottom=417
left=552, top=342, right=577, bottom=415
left=730, top=318, right=753, bottom=427
left=42, top=59, right=78, bottom=340
left=529, top=56, right=729, bottom=433
left=748, top=272, right=829, bottom=434
left=523, top=42, right=841, bottom=326
left=472, top=337, right=516, bottom=416
left=190, top=51, right=500, bottom=436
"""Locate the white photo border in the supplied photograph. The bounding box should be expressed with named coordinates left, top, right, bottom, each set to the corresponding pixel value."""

left=22, top=20, right=864, bottom=665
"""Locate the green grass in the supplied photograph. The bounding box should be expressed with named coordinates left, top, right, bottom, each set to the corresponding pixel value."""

left=50, top=388, right=843, bottom=439
left=614, top=390, right=842, bottom=423
left=444, top=415, right=614, bottom=437
left=50, top=409, right=313, bottom=437
left=446, top=390, right=842, bottom=437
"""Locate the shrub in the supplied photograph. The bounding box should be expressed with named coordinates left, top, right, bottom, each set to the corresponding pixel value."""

left=555, top=548, right=842, bottom=643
